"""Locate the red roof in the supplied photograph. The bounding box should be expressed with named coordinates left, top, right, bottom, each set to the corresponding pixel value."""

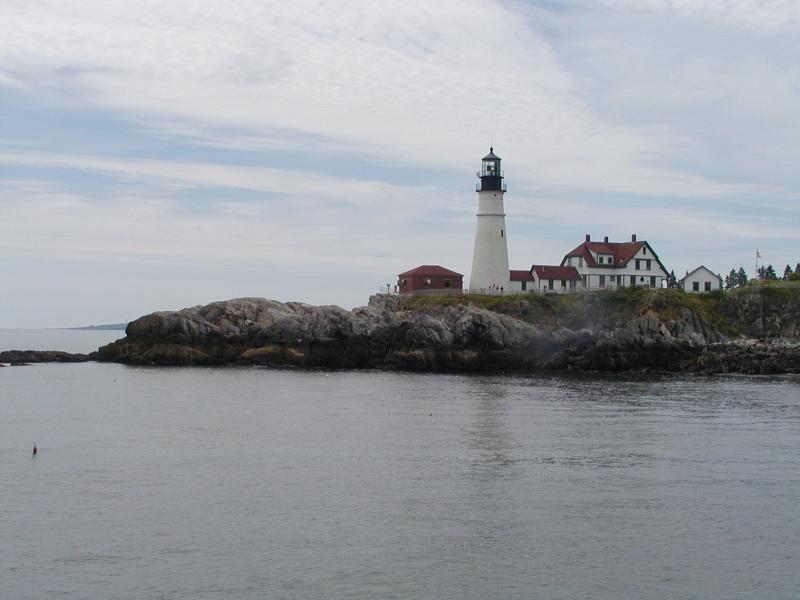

left=509, top=269, right=534, bottom=281
left=398, top=265, right=462, bottom=278
left=532, top=265, right=581, bottom=280
left=563, top=240, right=645, bottom=269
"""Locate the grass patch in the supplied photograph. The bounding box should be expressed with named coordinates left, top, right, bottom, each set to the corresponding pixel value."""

left=402, top=287, right=652, bottom=331
left=401, top=285, right=800, bottom=338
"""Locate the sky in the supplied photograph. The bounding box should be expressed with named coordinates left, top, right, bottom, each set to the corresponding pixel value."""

left=1, top=0, right=798, bottom=327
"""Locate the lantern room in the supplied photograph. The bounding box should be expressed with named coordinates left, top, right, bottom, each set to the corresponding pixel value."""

left=477, top=147, right=506, bottom=192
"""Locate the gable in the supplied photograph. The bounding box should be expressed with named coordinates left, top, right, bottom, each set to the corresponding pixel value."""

left=562, top=239, right=668, bottom=274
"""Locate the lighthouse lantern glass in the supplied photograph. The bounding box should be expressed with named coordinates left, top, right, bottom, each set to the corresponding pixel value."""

left=482, top=159, right=499, bottom=176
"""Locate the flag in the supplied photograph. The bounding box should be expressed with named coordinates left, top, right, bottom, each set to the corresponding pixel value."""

left=756, top=250, right=761, bottom=258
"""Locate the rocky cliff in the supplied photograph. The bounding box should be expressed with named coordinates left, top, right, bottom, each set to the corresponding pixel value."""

left=94, top=287, right=800, bottom=374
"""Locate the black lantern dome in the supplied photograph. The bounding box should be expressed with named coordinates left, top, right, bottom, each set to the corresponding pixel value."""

left=477, top=147, right=506, bottom=192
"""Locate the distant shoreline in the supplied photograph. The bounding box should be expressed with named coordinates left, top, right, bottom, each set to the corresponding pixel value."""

left=66, top=323, right=128, bottom=331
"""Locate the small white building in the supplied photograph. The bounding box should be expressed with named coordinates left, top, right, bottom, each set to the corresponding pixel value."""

left=560, top=234, right=669, bottom=290
left=531, top=265, right=581, bottom=293
left=508, top=269, right=534, bottom=292
left=507, top=267, right=582, bottom=293
left=680, top=265, right=722, bottom=293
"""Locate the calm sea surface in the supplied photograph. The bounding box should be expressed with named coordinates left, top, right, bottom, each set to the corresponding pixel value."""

left=2, top=332, right=799, bottom=599
left=0, top=328, right=124, bottom=354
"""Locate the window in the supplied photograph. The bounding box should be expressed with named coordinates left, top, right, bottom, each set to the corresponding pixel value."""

left=521, top=280, right=527, bottom=291
left=642, top=246, right=647, bottom=255
left=635, top=259, right=641, bottom=270
left=561, top=280, right=566, bottom=289
left=693, top=281, right=699, bottom=292
left=646, top=259, right=652, bottom=271
left=425, top=278, right=432, bottom=287
left=598, top=256, right=604, bottom=264
left=704, top=281, right=712, bottom=292
left=599, top=275, right=606, bottom=288
left=610, top=275, right=616, bottom=283
left=650, top=276, right=656, bottom=288
left=548, top=279, right=554, bottom=291
left=444, top=280, right=451, bottom=288
left=579, top=257, right=583, bottom=267
left=500, top=229, right=504, bottom=237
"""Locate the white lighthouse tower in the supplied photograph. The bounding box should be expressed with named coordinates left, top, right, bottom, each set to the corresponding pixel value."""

left=469, top=148, right=510, bottom=292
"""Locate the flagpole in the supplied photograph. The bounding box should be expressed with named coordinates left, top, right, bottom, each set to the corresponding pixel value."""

left=755, top=249, right=760, bottom=280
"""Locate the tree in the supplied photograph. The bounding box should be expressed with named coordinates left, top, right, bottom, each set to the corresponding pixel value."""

left=668, top=270, right=677, bottom=288
left=795, top=262, right=800, bottom=274
left=724, top=270, right=735, bottom=290
left=757, top=265, right=767, bottom=280
left=737, top=267, right=748, bottom=287
left=765, top=264, right=777, bottom=280
left=784, top=265, right=793, bottom=280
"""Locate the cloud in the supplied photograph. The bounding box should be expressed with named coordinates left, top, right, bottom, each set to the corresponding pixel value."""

left=600, top=0, right=800, bottom=29
left=0, top=150, right=416, bottom=204
left=1, top=1, right=798, bottom=326
left=0, top=166, right=471, bottom=276
left=1, top=0, right=777, bottom=199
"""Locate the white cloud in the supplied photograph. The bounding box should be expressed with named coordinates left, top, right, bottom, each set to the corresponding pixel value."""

left=602, top=0, right=800, bottom=29
left=1, top=1, right=798, bottom=326
left=0, top=167, right=470, bottom=275
left=0, top=0, right=773, bottom=198
left=0, top=150, right=417, bottom=204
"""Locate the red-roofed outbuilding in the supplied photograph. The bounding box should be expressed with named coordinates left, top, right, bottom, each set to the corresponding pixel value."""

left=531, top=265, right=581, bottom=292
left=398, top=265, right=463, bottom=295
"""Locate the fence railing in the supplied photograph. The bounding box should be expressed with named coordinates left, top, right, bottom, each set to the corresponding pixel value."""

left=380, top=281, right=799, bottom=298
left=384, top=286, right=642, bottom=298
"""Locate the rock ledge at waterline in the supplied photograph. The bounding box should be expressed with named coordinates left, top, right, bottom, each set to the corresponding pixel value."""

left=92, top=288, right=800, bottom=374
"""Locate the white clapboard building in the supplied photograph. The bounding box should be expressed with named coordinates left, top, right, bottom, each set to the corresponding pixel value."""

left=560, top=234, right=669, bottom=290
left=680, top=265, right=722, bottom=293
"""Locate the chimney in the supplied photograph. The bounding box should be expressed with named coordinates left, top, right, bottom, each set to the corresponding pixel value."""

left=585, top=234, right=590, bottom=242
left=631, top=233, right=637, bottom=242
left=604, top=236, right=609, bottom=243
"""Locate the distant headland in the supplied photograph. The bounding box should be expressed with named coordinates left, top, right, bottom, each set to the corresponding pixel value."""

left=68, top=323, right=128, bottom=331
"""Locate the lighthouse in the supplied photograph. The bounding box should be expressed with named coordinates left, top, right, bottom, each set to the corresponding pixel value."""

left=469, top=148, right=510, bottom=292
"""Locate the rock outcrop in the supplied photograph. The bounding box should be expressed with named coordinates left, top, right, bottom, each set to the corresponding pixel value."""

left=0, top=350, right=90, bottom=364
left=92, top=290, right=800, bottom=373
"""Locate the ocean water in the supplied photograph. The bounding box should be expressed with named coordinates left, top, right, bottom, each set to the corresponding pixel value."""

left=0, top=329, right=124, bottom=354
left=1, top=334, right=799, bottom=599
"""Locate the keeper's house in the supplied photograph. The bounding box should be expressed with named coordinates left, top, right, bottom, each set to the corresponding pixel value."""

left=560, top=234, right=668, bottom=290
left=398, top=265, right=463, bottom=295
